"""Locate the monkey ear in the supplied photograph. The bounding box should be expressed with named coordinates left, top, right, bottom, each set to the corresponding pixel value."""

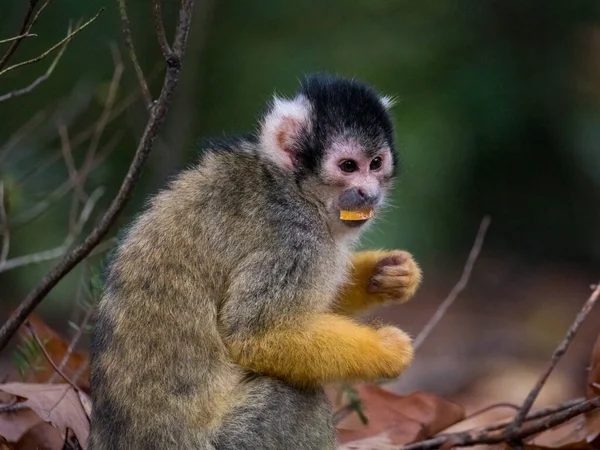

left=380, top=95, right=397, bottom=110
left=259, top=95, right=311, bottom=171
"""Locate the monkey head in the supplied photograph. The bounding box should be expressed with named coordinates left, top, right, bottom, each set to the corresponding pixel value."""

left=258, top=74, right=398, bottom=238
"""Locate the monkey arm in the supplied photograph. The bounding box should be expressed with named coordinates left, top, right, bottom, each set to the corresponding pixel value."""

left=225, top=313, right=413, bottom=389
left=220, top=250, right=413, bottom=388
left=331, top=250, right=422, bottom=317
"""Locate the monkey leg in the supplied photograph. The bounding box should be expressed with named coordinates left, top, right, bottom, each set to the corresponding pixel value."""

left=227, top=313, right=413, bottom=389
left=332, top=250, right=422, bottom=316
left=212, top=376, right=335, bottom=450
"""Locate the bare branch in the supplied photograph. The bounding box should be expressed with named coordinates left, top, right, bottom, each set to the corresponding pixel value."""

left=0, top=8, right=104, bottom=78
left=402, top=396, right=600, bottom=450
left=9, top=62, right=162, bottom=185
left=0, top=0, right=196, bottom=351
left=0, top=29, right=69, bottom=103
left=172, top=0, right=195, bottom=56
left=0, top=0, right=42, bottom=70
left=505, top=282, right=600, bottom=438
left=25, top=322, right=80, bottom=393
left=0, top=183, right=9, bottom=262
left=459, top=397, right=584, bottom=435
left=0, top=33, right=37, bottom=45
left=413, top=216, right=491, bottom=351
left=116, top=0, right=153, bottom=110
left=0, top=188, right=104, bottom=273
left=28, top=0, right=53, bottom=30
left=153, top=0, right=172, bottom=58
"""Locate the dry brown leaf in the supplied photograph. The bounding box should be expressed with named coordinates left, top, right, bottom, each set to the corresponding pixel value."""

left=496, top=443, right=593, bottom=450
left=0, top=406, right=43, bottom=443
left=585, top=332, right=600, bottom=442
left=529, top=415, right=594, bottom=449
left=587, top=332, right=600, bottom=398
left=333, top=383, right=465, bottom=445
left=0, top=383, right=89, bottom=449
left=13, top=422, right=63, bottom=450
left=0, top=436, right=12, bottom=450
left=18, top=315, right=90, bottom=392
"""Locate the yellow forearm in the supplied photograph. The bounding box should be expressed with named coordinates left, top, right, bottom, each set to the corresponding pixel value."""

left=227, top=313, right=412, bottom=388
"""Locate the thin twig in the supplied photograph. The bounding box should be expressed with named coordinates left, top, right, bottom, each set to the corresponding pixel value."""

left=0, top=187, right=104, bottom=273
left=48, top=297, right=94, bottom=384
left=462, top=402, right=520, bottom=421
left=59, top=120, right=87, bottom=231
left=10, top=62, right=162, bottom=185
left=11, top=131, right=122, bottom=227
left=0, top=27, right=69, bottom=103
left=153, top=0, right=172, bottom=57
left=506, top=282, right=600, bottom=439
left=116, top=0, right=153, bottom=110
left=28, top=0, right=53, bottom=28
left=0, top=0, right=196, bottom=352
left=413, top=216, right=491, bottom=350
left=0, top=33, right=37, bottom=45
left=25, top=322, right=80, bottom=392
left=402, top=396, right=600, bottom=450
left=0, top=0, right=41, bottom=70
left=0, top=8, right=104, bottom=78
left=59, top=123, right=87, bottom=203
left=0, top=183, right=9, bottom=262
left=467, top=397, right=584, bottom=434
left=80, top=45, right=124, bottom=184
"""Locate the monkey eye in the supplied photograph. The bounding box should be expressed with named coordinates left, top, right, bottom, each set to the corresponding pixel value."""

left=370, top=156, right=383, bottom=171
left=339, top=160, right=358, bottom=173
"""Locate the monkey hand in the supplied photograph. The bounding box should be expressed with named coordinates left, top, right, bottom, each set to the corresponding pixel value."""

left=367, top=250, right=422, bottom=304
left=375, top=325, right=414, bottom=378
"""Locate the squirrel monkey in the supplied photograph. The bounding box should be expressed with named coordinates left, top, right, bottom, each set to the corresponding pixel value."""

left=89, top=74, right=422, bottom=449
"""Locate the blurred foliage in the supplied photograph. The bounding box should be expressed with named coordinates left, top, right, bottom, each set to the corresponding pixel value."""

left=1, top=0, right=599, bottom=314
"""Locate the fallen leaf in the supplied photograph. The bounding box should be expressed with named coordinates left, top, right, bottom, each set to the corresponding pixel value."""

left=332, top=383, right=465, bottom=445
left=13, top=422, right=63, bottom=450
left=0, top=405, right=43, bottom=443
left=586, top=332, right=600, bottom=441
left=0, top=436, right=11, bottom=450
left=527, top=344, right=600, bottom=450
left=17, top=315, right=90, bottom=393
left=339, top=433, right=398, bottom=450
left=0, top=383, right=89, bottom=449
left=529, top=415, right=595, bottom=449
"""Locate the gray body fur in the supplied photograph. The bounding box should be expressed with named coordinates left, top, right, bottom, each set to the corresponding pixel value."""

left=89, top=145, right=344, bottom=449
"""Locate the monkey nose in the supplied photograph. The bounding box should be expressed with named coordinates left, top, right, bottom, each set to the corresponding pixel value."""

left=339, top=187, right=380, bottom=210
left=357, top=188, right=380, bottom=205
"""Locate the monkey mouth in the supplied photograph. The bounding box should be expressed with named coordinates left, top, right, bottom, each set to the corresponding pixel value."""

left=339, top=208, right=375, bottom=227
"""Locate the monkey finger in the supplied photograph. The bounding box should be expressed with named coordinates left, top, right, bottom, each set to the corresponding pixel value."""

left=368, top=275, right=414, bottom=294
left=374, top=253, right=407, bottom=270
left=377, top=265, right=411, bottom=277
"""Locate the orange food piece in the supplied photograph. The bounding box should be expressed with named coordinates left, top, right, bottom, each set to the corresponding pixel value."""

left=340, top=209, right=375, bottom=221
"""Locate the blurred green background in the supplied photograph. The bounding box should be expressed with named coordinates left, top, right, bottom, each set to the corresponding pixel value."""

left=1, top=0, right=600, bottom=390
